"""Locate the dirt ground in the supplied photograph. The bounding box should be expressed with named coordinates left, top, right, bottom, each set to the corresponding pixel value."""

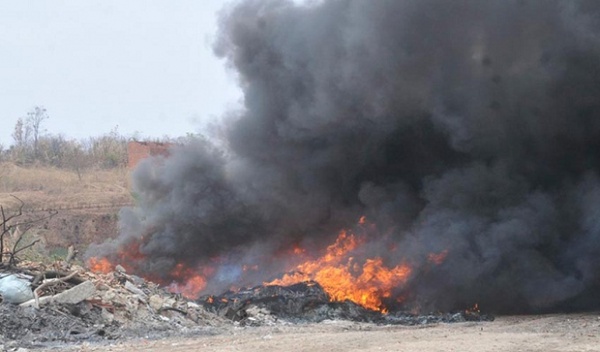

left=38, top=313, right=599, bottom=352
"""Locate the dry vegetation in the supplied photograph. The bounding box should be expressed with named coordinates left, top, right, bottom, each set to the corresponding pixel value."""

left=0, top=162, right=132, bottom=262
left=0, top=162, right=132, bottom=211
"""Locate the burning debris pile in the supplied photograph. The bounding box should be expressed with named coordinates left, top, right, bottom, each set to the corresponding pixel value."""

left=200, top=281, right=493, bottom=327
left=0, top=258, right=491, bottom=350
left=83, top=221, right=494, bottom=331
left=87, top=219, right=456, bottom=318
left=0, top=261, right=226, bottom=350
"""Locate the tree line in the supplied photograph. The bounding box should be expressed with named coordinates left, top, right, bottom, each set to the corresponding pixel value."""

left=0, top=106, right=189, bottom=171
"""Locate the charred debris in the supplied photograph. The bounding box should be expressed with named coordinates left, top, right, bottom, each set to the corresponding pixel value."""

left=0, top=259, right=493, bottom=350
left=199, top=281, right=493, bottom=327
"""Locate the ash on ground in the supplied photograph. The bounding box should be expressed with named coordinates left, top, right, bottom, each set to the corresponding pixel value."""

left=199, top=281, right=494, bottom=327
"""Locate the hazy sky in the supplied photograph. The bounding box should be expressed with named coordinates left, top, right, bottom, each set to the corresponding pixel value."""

left=0, top=0, right=242, bottom=147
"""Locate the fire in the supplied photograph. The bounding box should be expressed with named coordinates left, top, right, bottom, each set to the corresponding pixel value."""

left=86, top=239, right=146, bottom=275
left=167, top=275, right=206, bottom=299
left=167, top=263, right=207, bottom=299
left=86, top=218, right=449, bottom=313
left=87, top=240, right=207, bottom=299
left=88, top=257, right=113, bottom=274
left=87, top=239, right=147, bottom=274
left=266, top=229, right=412, bottom=312
left=116, top=239, right=147, bottom=270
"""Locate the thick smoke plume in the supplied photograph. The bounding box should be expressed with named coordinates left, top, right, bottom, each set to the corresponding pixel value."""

left=89, top=0, right=600, bottom=313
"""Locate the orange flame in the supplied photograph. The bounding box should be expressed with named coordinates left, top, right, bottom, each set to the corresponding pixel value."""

left=266, top=229, right=412, bottom=312
left=87, top=239, right=147, bottom=274
left=87, top=241, right=207, bottom=299
left=86, top=218, right=435, bottom=312
left=88, top=257, right=114, bottom=274
left=167, top=263, right=207, bottom=299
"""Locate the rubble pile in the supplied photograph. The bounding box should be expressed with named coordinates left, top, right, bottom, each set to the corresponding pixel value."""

left=200, top=281, right=494, bottom=326
left=0, top=262, right=227, bottom=350
left=0, top=261, right=494, bottom=350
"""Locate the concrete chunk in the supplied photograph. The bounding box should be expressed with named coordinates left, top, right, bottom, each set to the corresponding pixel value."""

left=124, top=280, right=147, bottom=298
left=54, top=280, right=96, bottom=304
left=21, top=280, right=96, bottom=307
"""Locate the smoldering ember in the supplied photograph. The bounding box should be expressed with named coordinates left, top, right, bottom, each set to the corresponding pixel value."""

left=4, top=0, right=600, bottom=349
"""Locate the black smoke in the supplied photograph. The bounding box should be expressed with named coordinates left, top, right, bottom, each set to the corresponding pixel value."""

left=88, top=0, right=600, bottom=313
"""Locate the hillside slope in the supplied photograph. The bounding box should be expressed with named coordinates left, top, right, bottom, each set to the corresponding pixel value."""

left=0, top=162, right=132, bottom=258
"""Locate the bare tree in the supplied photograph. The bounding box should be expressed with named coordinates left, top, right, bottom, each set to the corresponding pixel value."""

left=0, top=196, right=55, bottom=268
left=10, top=117, right=31, bottom=163
left=12, top=117, right=26, bottom=147
left=26, top=106, right=49, bottom=159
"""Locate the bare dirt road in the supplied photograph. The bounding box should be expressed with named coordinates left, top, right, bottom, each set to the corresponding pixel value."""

left=44, top=314, right=600, bottom=352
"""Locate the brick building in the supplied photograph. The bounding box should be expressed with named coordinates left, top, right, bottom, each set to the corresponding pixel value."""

left=127, top=141, right=172, bottom=169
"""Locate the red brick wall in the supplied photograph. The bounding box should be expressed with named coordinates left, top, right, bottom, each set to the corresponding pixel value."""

left=127, top=141, right=172, bottom=169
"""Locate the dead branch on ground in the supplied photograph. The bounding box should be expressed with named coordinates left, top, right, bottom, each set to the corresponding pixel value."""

left=33, top=270, right=79, bottom=308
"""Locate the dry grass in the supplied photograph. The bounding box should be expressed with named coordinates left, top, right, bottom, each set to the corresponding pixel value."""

left=0, top=162, right=133, bottom=211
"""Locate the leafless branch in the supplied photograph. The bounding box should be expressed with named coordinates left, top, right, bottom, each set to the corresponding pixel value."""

left=0, top=197, right=57, bottom=266
left=8, top=239, right=41, bottom=267
left=2, top=195, right=24, bottom=223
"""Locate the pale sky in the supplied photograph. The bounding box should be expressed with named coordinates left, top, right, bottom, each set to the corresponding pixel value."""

left=0, top=0, right=243, bottom=147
